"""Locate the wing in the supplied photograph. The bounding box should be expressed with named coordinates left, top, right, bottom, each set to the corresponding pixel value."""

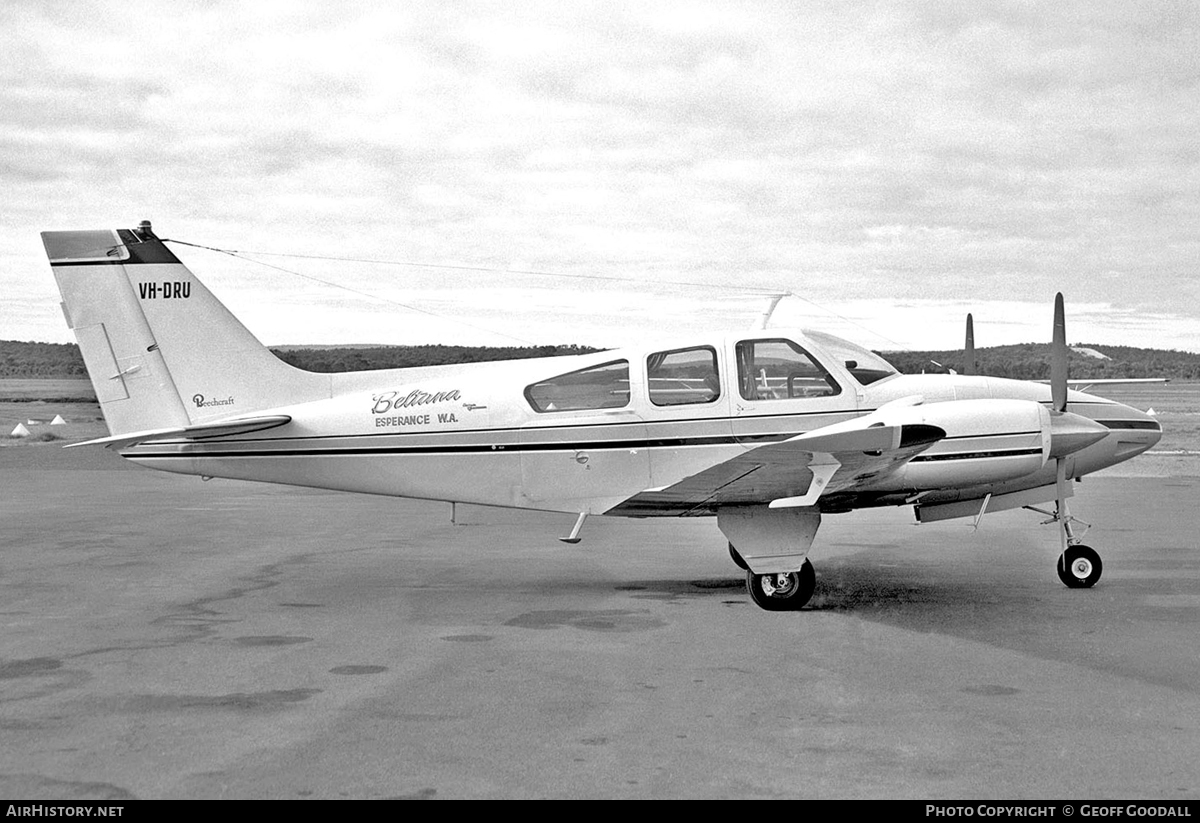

left=606, top=419, right=945, bottom=517
left=65, top=414, right=292, bottom=450
left=1033, top=378, right=1169, bottom=389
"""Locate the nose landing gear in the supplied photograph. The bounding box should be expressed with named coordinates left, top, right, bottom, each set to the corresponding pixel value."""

left=1027, top=460, right=1103, bottom=589
left=1057, top=544, right=1103, bottom=588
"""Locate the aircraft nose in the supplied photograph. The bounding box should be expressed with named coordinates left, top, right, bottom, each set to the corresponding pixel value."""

left=1106, top=402, right=1164, bottom=463
left=1120, top=401, right=1163, bottom=446
left=1145, top=414, right=1164, bottom=448
left=1047, top=411, right=1111, bottom=459
left=1143, top=418, right=1163, bottom=451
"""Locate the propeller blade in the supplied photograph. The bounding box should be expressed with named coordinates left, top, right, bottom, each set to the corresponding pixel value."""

left=1051, top=293, right=1068, bottom=413
left=963, top=313, right=976, bottom=376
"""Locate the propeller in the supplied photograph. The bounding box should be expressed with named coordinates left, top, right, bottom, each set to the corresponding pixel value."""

left=1044, top=294, right=1108, bottom=461
left=1050, top=292, right=1068, bottom=413
left=963, top=313, right=976, bottom=376
left=1047, top=292, right=1095, bottom=554
left=932, top=313, right=977, bottom=375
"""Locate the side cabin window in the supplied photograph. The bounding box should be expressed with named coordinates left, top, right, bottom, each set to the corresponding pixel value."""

left=735, top=339, right=840, bottom=401
left=647, top=346, right=720, bottom=406
left=525, top=360, right=630, bottom=413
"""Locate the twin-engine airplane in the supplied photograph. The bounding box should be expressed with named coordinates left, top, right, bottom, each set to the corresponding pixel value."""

left=43, top=223, right=1163, bottom=611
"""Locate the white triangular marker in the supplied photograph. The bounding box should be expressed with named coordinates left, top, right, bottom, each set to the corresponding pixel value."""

left=50, top=414, right=67, bottom=425
left=11, top=423, right=31, bottom=437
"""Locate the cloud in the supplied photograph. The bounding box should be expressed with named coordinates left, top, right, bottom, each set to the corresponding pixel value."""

left=3, top=1, right=1198, bottom=354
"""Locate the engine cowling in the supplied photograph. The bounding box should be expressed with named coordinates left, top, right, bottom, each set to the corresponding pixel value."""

left=873, top=399, right=1106, bottom=492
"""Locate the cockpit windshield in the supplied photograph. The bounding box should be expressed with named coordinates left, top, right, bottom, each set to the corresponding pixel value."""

left=804, top=331, right=899, bottom=386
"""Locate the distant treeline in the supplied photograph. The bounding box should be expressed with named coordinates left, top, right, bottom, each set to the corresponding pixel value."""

left=0, top=340, right=599, bottom=378
left=4, top=338, right=1199, bottom=380
left=0, top=341, right=87, bottom=377
left=880, top=343, right=1200, bottom=380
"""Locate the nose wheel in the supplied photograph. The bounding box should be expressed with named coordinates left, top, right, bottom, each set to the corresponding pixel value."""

left=746, top=559, right=816, bottom=611
left=1057, top=544, right=1102, bottom=588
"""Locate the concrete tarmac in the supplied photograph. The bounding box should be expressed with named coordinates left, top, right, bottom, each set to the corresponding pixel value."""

left=1, top=447, right=1198, bottom=799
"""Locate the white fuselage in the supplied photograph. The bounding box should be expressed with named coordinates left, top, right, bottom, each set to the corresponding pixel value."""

left=117, top=328, right=1162, bottom=519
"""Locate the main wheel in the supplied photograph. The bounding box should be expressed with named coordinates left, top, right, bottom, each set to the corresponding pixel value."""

left=746, top=560, right=816, bottom=611
left=728, top=542, right=749, bottom=571
left=1057, top=545, right=1102, bottom=588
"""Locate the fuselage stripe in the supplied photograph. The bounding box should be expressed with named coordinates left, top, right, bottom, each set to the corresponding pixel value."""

left=909, top=448, right=1044, bottom=463
left=126, top=436, right=1047, bottom=462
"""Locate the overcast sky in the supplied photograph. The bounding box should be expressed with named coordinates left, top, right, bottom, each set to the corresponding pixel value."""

left=3, top=1, right=1198, bottom=353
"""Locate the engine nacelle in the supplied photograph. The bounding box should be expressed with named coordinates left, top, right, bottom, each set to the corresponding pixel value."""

left=880, top=399, right=1052, bottom=491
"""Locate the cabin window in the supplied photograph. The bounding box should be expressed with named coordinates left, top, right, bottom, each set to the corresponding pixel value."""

left=735, top=339, right=841, bottom=401
left=647, top=346, right=720, bottom=406
left=525, top=360, right=630, bottom=413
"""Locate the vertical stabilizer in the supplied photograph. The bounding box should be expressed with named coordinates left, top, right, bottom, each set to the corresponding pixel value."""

left=43, top=223, right=329, bottom=437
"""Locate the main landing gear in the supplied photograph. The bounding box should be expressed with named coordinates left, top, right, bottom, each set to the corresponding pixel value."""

left=731, top=541, right=817, bottom=611
left=746, top=561, right=816, bottom=611
left=721, top=508, right=823, bottom=611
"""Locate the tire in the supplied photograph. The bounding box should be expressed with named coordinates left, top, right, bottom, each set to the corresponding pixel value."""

left=1057, top=545, right=1103, bottom=588
left=746, top=560, right=816, bottom=611
left=728, top=542, right=749, bottom=571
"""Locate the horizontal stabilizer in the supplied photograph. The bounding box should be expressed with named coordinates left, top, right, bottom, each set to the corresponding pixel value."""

left=65, top=414, right=292, bottom=450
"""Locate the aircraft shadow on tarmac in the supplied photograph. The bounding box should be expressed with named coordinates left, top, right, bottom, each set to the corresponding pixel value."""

left=591, top=561, right=1014, bottom=616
